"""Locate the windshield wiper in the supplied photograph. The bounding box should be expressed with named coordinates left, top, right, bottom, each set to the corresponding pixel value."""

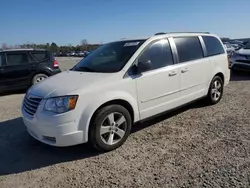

left=74, top=66, right=95, bottom=72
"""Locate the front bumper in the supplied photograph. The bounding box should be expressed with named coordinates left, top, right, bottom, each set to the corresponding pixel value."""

left=230, top=59, right=250, bottom=72
left=22, top=107, right=85, bottom=147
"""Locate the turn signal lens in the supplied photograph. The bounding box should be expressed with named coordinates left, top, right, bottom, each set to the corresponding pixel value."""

left=68, top=96, right=78, bottom=110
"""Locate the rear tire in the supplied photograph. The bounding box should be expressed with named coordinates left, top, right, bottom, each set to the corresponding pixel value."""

left=32, top=74, right=48, bottom=85
left=206, top=76, right=224, bottom=105
left=89, top=105, right=132, bottom=152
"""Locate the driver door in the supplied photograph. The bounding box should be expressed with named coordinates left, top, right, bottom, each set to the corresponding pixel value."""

left=135, top=39, right=181, bottom=119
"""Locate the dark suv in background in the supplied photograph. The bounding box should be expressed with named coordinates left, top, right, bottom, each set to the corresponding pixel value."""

left=0, top=49, right=61, bottom=92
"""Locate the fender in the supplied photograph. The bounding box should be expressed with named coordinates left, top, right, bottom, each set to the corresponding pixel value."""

left=205, top=68, right=225, bottom=95
left=78, top=90, right=139, bottom=143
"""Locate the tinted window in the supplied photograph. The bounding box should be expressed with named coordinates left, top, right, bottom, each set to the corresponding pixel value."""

left=174, top=37, right=204, bottom=63
left=202, top=36, right=225, bottom=56
left=73, top=40, right=145, bottom=73
left=31, top=52, right=49, bottom=61
left=139, top=39, right=173, bottom=71
left=0, top=54, right=2, bottom=67
left=6, top=53, right=29, bottom=66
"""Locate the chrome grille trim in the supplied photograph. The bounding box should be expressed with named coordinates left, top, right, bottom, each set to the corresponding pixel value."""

left=23, top=94, right=42, bottom=116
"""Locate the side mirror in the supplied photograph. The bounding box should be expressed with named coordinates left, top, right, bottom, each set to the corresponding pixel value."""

left=137, top=59, right=152, bottom=72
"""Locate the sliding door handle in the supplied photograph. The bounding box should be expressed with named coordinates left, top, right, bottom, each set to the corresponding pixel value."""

left=181, top=68, right=188, bottom=73
left=169, top=71, right=177, bottom=76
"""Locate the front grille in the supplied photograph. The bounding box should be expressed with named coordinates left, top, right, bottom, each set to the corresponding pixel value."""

left=23, top=94, right=42, bottom=116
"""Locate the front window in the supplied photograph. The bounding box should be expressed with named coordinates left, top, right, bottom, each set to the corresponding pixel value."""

left=72, top=40, right=146, bottom=73
left=244, top=42, right=250, bottom=49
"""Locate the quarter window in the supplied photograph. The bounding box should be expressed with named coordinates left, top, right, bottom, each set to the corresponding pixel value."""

left=6, top=53, right=29, bottom=66
left=202, top=36, right=225, bottom=56
left=31, top=52, right=49, bottom=62
left=174, top=37, right=204, bottom=63
left=139, top=39, right=174, bottom=71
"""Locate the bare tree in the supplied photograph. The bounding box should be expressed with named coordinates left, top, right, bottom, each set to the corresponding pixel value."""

left=81, top=39, right=88, bottom=46
left=80, top=39, right=88, bottom=50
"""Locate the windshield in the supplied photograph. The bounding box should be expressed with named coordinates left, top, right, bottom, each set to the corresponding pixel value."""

left=244, top=42, right=250, bottom=49
left=72, top=40, right=146, bottom=73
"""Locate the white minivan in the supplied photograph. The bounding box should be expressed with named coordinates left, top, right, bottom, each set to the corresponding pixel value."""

left=22, top=32, right=230, bottom=151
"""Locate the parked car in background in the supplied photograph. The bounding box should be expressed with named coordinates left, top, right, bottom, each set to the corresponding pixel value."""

left=83, top=51, right=91, bottom=57
left=243, top=41, right=250, bottom=46
left=0, top=49, right=61, bottom=92
left=70, top=51, right=76, bottom=56
left=230, top=42, right=250, bottom=72
left=22, top=32, right=230, bottom=151
left=223, top=43, right=235, bottom=55
left=76, top=51, right=85, bottom=57
left=230, top=40, right=244, bottom=45
left=230, top=44, right=241, bottom=50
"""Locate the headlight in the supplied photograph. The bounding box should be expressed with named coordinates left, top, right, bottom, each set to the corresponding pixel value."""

left=44, top=95, right=78, bottom=113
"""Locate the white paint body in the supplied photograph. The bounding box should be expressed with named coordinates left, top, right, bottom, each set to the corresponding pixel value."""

left=22, top=33, right=230, bottom=146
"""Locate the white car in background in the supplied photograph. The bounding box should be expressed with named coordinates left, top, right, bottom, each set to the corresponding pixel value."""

left=230, top=42, right=250, bottom=72
left=22, top=32, right=230, bottom=151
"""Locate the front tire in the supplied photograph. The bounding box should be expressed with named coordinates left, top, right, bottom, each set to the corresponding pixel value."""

left=89, top=105, right=132, bottom=152
left=206, top=76, right=224, bottom=105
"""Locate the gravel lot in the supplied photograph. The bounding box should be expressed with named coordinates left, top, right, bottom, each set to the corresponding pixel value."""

left=56, top=57, right=82, bottom=71
left=0, top=58, right=250, bottom=187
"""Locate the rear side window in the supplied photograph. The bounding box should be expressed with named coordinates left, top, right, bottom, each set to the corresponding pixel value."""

left=174, top=37, right=204, bottom=63
left=31, top=52, right=49, bottom=62
left=139, top=39, right=174, bottom=71
left=202, top=36, right=225, bottom=56
left=6, top=53, right=29, bottom=66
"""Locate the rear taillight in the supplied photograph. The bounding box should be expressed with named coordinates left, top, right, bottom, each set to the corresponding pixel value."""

left=227, top=55, right=230, bottom=69
left=53, top=59, right=59, bottom=68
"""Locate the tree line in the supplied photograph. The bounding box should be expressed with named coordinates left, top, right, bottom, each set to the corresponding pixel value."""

left=1, top=39, right=101, bottom=53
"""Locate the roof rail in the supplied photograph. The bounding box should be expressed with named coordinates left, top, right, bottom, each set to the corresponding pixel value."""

left=154, top=32, right=167, bottom=35
left=154, top=32, right=210, bottom=36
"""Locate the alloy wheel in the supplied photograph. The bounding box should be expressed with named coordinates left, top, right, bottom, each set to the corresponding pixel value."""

left=211, top=80, right=222, bottom=101
left=100, top=112, right=127, bottom=145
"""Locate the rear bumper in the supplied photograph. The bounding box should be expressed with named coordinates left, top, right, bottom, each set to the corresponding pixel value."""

left=50, top=68, right=61, bottom=75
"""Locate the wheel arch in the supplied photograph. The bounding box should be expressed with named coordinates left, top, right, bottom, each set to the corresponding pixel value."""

left=89, top=99, right=135, bottom=126
left=214, top=72, right=224, bottom=84
left=206, top=71, right=225, bottom=95
left=79, top=93, right=139, bottom=143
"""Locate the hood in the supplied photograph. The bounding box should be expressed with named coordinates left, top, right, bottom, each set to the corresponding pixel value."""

left=236, top=48, right=250, bottom=55
left=28, top=71, right=117, bottom=98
